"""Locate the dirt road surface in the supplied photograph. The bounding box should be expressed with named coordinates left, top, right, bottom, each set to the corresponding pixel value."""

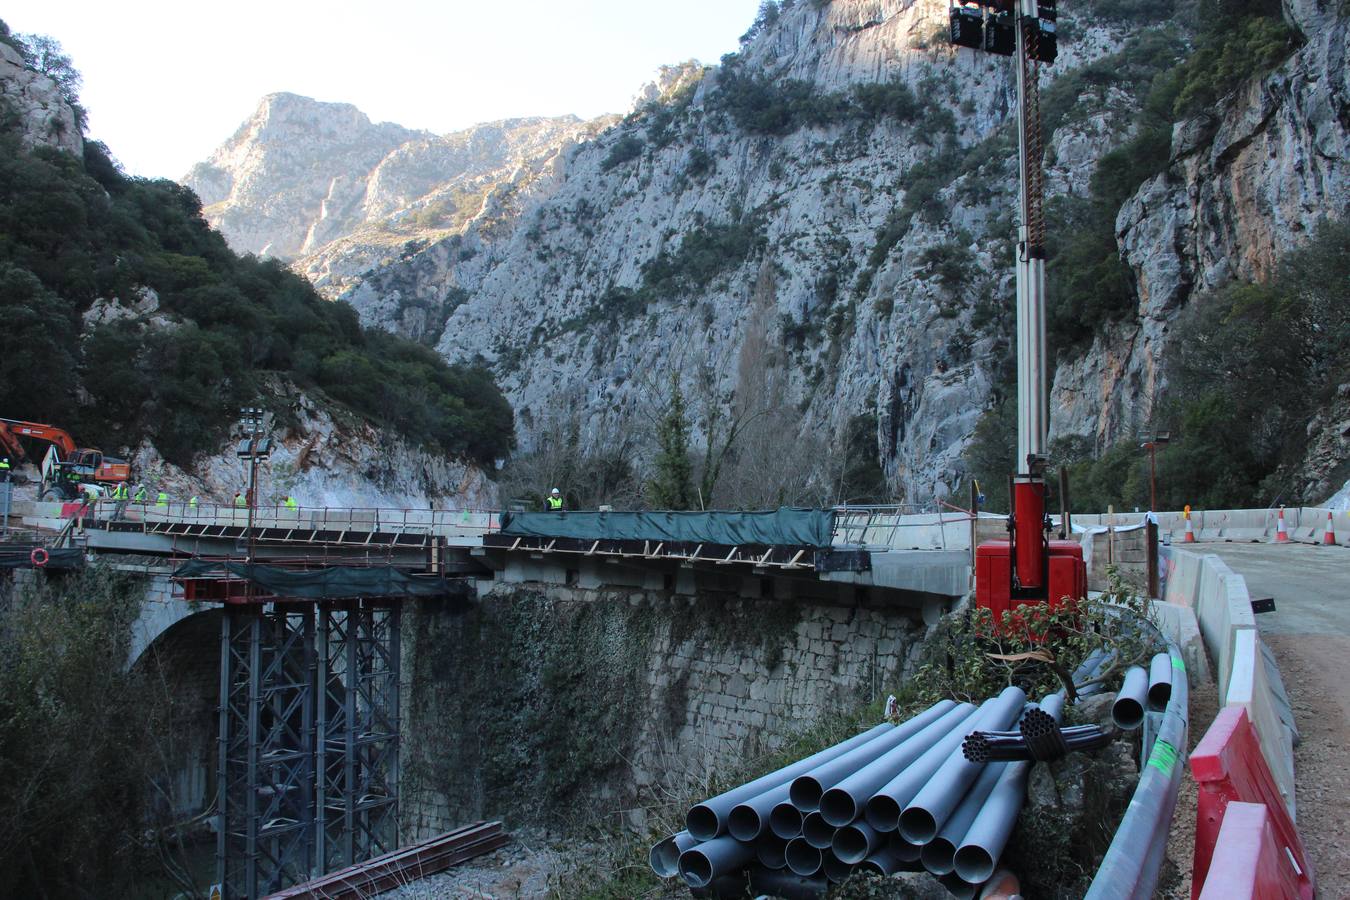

left=1197, top=541, right=1350, bottom=896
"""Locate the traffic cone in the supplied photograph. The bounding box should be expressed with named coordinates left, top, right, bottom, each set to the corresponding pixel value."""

left=1183, top=514, right=1196, bottom=543
left=1274, top=506, right=1290, bottom=543
left=1324, top=510, right=1337, bottom=546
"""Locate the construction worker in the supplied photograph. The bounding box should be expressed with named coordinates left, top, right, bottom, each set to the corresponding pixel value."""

left=547, top=488, right=564, bottom=511
left=234, top=491, right=246, bottom=508
left=112, top=482, right=128, bottom=501
left=155, top=489, right=169, bottom=508
left=188, top=495, right=199, bottom=510
left=133, top=484, right=148, bottom=503
left=0, top=454, right=10, bottom=480
left=284, top=495, right=298, bottom=511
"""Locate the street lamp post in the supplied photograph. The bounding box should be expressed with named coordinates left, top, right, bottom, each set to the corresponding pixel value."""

left=236, top=408, right=273, bottom=566
left=1140, top=431, right=1171, bottom=512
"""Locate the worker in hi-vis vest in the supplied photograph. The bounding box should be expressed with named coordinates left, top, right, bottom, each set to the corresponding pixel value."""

left=133, top=484, right=148, bottom=503
left=0, top=454, right=10, bottom=479
left=234, top=491, right=246, bottom=508
left=155, top=490, right=168, bottom=507
left=284, top=496, right=298, bottom=510
left=547, top=488, right=564, bottom=511
left=111, top=482, right=127, bottom=501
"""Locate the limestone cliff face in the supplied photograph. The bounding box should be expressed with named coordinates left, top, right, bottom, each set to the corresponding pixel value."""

left=0, top=41, right=81, bottom=156
left=126, top=381, right=496, bottom=511
left=182, top=93, right=601, bottom=299
left=338, top=0, right=1148, bottom=502
left=188, top=0, right=1349, bottom=503
left=1050, top=3, right=1350, bottom=462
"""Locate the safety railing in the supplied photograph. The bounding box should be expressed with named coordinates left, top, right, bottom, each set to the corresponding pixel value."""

left=27, top=499, right=504, bottom=539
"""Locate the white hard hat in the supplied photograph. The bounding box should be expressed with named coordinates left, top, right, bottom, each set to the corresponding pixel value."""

left=551, top=488, right=561, bottom=495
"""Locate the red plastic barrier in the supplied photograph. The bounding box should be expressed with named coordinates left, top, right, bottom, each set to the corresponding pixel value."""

left=1190, top=707, right=1314, bottom=899
left=60, top=502, right=85, bottom=518
left=1197, top=802, right=1302, bottom=900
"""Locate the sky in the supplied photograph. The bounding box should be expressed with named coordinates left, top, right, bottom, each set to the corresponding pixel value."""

left=6, top=0, right=764, bottom=179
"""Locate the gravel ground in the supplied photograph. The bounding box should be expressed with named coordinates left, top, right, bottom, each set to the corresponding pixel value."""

left=1265, top=633, right=1350, bottom=896
left=1160, top=677, right=1219, bottom=899
left=375, top=831, right=571, bottom=900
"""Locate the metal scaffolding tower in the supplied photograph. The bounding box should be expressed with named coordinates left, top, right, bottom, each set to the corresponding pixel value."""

left=217, top=600, right=401, bottom=900
left=317, top=601, right=402, bottom=872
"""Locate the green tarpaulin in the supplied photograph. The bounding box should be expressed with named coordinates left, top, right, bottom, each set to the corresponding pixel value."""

left=173, top=560, right=455, bottom=600
left=498, top=507, right=835, bottom=549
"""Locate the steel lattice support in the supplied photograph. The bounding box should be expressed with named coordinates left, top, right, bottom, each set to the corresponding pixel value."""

left=317, top=601, right=402, bottom=872
left=217, top=605, right=317, bottom=900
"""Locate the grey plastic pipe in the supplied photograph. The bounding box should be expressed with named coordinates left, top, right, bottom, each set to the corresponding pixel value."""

left=831, top=819, right=884, bottom=865
left=919, top=761, right=1008, bottom=875
left=746, top=865, right=829, bottom=900
left=1147, top=652, right=1172, bottom=711
left=789, top=700, right=957, bottom=811
left=649, top=829, right=697, bottom=878
left=953, top=762, right=1032, bottom=884
left=678, top=834, right=756, bottom=889
left=802, top=811, right=836, bottom=850
left=820, top=702, right=979, bottom=827
left=1112, top=665, right=1149, bottom=731
left=768, top=794, right=804, bottom=840
left=756, top=833, right=788, bottom=870
left=730, top=782, right=792, bottom=842
left=822, top=851, right=854, bottom=884
left=941, top=871, right=983, bottom=899
left=898, top=686, right=1027, bottom=843
left=954, top=692, right=1066, bottom=885
left=889, top=831, right=923, bottom=862
left=859, top=843, right=920, bottom=876
left=785, top=836, right=823, bottom=877
left=686, top=721, right=893, bottom=840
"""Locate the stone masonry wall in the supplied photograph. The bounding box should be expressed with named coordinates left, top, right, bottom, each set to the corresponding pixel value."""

left=398, top=580, right=927, bottom=840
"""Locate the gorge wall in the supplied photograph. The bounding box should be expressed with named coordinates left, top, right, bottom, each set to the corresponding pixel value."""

left=397, top=581, right=927, bottom=838
left=188, top=0, right=1350, bottom=504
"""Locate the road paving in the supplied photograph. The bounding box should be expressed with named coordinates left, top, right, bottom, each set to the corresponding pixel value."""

left=1193, top=540, right=1350, bottom=895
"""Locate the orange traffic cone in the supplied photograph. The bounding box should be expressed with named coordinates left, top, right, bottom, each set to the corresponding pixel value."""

left=1183, top=504, right=1196, bottom=543
left=1325, top=511, right=1337, bottom=546
left=1275, top=506, right=1290, bottom=543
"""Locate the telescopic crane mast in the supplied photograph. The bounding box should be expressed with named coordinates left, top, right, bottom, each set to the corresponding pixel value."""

left=950, top=0, right=1086, bottom=611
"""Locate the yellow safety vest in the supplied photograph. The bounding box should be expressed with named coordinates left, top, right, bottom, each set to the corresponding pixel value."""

left=547, top=496, right=563, bottom=510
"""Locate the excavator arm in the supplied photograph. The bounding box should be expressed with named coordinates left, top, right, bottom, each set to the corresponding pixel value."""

left=0, top=418, right=79, bottom=461
left=0, top=417, right=130, bottom=487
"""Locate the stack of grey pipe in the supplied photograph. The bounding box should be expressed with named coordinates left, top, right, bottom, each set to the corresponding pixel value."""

left=650, top=685, right=1050, bottom=898
left=1110, top=652, right=1174, bottom=730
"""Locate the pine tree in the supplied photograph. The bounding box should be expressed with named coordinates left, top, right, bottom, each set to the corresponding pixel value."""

left=648, top=375, right=695, bottom=509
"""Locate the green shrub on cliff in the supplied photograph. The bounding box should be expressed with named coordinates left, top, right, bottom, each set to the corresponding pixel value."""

left=0, top=85, right=514, bottom=465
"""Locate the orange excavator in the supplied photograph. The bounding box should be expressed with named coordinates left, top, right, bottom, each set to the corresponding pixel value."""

left=0, top=417, right=132, bottom=501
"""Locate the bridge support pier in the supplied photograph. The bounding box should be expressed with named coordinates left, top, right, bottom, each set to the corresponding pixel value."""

left=216, top=600, right=402, bottom=900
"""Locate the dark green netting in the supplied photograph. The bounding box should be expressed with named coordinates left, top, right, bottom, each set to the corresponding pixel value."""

left=498, top=507, right=835, bottom=548
left=172, top=560, right=454, bottom=599
left=0, top=545, right=85, bottom=570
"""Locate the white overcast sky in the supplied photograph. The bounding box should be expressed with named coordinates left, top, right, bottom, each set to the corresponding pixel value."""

left=6, top=0, right=763, bottom=179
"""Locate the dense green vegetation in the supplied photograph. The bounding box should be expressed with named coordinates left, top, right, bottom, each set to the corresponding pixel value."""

left=1046, top=1, right=1297, bottom=354
left=0, top=26, right=513, bottom=466
left=0, top=568, right=155, bottom=896
left=969, top=220, right=1350, bottom=511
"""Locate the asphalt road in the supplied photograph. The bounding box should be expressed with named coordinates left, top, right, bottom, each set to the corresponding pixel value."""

left=1196, top=540, right=1350, bottom=893
left=1198, top=541, right=1350, bottom=636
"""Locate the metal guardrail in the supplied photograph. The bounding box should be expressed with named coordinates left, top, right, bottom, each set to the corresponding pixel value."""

left=1085, top=639, right=1190, bottom=900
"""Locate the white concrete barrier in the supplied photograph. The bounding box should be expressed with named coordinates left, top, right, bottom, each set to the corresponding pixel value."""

left=1161, top=546, right=1298, bottom=819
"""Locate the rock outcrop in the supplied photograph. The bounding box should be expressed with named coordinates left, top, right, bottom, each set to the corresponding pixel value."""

left=188, top=0, right=1349, bottom=503
left=127, top=381, right=496, bottom=510
left=0, top=41, right=81, bottom=156
left=1051, top=6, right=1350, bottom=456
left=182, top=93, right=603, bottom=299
